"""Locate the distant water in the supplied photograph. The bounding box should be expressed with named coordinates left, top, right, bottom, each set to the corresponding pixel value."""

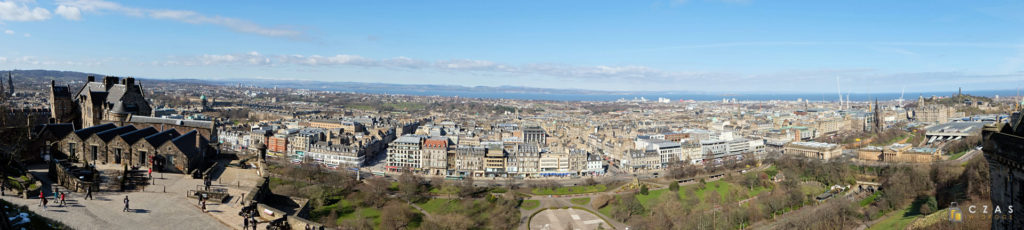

left=329, top=88, right=1020, bottom=102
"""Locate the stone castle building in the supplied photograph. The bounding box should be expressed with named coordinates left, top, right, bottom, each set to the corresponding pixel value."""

left=43, top=76, right=217, bottom=174
left=50, top=76, right=152, bottom=129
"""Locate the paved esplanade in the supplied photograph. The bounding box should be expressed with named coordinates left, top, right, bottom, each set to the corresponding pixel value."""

left=0, top=164, right=261, bottom=230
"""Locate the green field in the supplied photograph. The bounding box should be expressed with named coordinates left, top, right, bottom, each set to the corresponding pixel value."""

left=868, top=204, right=922, bottom=230
left=948, top=151, right=969, bottom=160
left=521, top=200, right=541, bottom=210
left=571, top=197, right=591, bottom=206
left=860, top=191, right=881, bottom=207
left=337, top=207, right=383, bottom=227
left=532, top=184, right=607, bottom=195
left=605, top=180, right=762, bottom=214
left=418, top=199, right=463, bottom=214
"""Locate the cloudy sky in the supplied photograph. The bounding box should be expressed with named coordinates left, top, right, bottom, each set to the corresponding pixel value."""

left=0, top=0, right=1023, bottom=93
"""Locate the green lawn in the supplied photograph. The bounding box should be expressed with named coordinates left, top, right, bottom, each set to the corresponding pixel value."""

left=948, top=151, right=969, bottom=160
left=747, top=186, right=769, bottom=198
left=571, top=197, right=591, bottom=206
left=532, top=184, right=607, bottom=195
left=860, top=191, right=881, bottom=207
left=418, top=199, right=462, bottom=214
left=429, top=186, right=460, bottom=195
left=521, top=200, right=541, bottom=210
left=695, top=180, right=734, bottom=203
left=337, top=206, right=383, bottom=228
left=635, top=189, right=667, bottom=209
left=765, top=165, right=779, bottom=177
left=868, top=204, right=922, bottom=230
left=800, top=184, right=825, bottom=196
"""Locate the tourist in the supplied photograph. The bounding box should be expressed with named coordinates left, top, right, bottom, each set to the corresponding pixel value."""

left=39, top=191, right=45, bottom=207
left=123, top=195, right=130, bottom=212
left=53, top=189, right=59, bottom=202
left=201, top=199, right=207, bottom=212
left=60, top=192, right=66, bottom=206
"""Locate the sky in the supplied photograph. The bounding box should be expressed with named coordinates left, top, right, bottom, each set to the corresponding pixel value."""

left=0, top=0, right=1023, bottom=93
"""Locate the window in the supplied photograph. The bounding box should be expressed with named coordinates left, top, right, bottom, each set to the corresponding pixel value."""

left=68, top=143, right=76, bottom=159
left=91, top=145, right=98, bottom=162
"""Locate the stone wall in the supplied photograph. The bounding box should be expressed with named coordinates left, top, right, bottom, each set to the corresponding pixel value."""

left=49, top=159, right=98, bottom=193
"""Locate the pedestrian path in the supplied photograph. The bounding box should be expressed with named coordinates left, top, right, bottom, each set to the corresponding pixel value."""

left=0, top=165, right=231, bottom=230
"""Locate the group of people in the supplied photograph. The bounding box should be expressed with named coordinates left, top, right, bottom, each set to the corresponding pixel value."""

left=37, top=189, right=68, bottom=209
left=242, top=208, right=259, bottom=230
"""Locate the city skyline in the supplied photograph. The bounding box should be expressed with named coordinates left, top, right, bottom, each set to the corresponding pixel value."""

left=1, top=0, right=1023, bottom=93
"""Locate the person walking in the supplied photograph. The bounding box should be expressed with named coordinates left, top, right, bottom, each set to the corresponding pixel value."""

left=123, top=196, right=130, bottom=212
left=41, top=192, right=49, bottom=210
left=243, top=215, right=249, bottom=229
left=59, top=192, right=66, bottom=207
left=53, top=189, right=59, bottom=202
left=85, top=186, right=94, bottom=200
left=201, top=199, right=207, bottom=212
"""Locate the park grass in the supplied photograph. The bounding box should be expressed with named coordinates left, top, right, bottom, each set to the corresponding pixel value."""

left=418, top=198, right=462, bottom=214
left=598, top=202, right=613, bottom=217
left=868, top=204, right=922, bottom=230
left=800, top=183, right=825, bottom=196
left=948, top=151, right=969, bottom=160
left=635, top=189, right=667, bottom=209
left=765, top=165, right=779, bottom=177
left=532, top=184, right=607, bottom=195
left=337, top=206, right=383, bottom=228
left=910, top=208, right=949, bottom=229
left=571, top=197, right=591, bottom=206
left=428, top=186, right=459, bottom=195
left=747, top=186, right=769, bottom=198
left=521, top=200, right=541, bottom=210
left=695, top=180, right=733, bottom=203
left=860, top=191, right=881, bottom=207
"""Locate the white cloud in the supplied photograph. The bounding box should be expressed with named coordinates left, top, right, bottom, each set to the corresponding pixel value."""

left=0, top=56, right=6, bottom=63
left=22, top=32, right=28, bottom=37
left=55, top=4, right=81, bottom=20
left=57, top=0, right=301, bottom=37
left=0, top=0, right=51, bottom=21
left=3, top=29, right=13, bottom=34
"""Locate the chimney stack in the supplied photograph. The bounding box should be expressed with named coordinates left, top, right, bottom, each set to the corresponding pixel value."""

left=102, top=76, right=118, bottom=89
left=125, top=77, right=135, bottom=87
left=87, top=76, right=95, bottom=82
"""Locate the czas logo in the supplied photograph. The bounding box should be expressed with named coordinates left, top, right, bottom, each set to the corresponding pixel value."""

left=948, top=202, right=963, bottom=222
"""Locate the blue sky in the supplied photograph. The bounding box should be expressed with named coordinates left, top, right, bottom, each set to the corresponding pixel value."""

left=1, top=0, right=1023, bottom=93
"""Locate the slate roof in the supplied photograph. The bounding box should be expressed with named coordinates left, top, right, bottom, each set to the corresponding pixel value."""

left=95, top=125, right=137, bottom=142
left=75, top=79, right=149, bottom=115
left=128, top=115, right=214, bottom=129
left=171, top=130, right=199, bottom=157
left=36, top=123, right=75, bottom=139
left=119, top=127, right=159, bottom=145
left=74, top=123, right=117, bottom=139
left=144, top=129, right=180, bottom=147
